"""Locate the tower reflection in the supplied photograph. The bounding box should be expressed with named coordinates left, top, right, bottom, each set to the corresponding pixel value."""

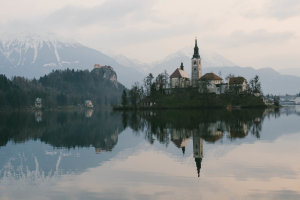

left=125, top=108, right=276, bottom=177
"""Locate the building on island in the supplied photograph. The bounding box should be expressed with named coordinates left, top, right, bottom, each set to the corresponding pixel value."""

left=199, top=73, right=223, bottom=94
left=170, top=62, right=190, bottom=88
left=167, top=39, right=247, bottom=95
left=228, top=77, right=247, bottom=93
left=94, top=64, right=101, bottom=68
left=35, top=97, right=42, bottom=109
left=85, top=100, right=94, bottom=108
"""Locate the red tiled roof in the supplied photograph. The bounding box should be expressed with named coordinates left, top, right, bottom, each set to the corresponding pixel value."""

left=200, top=73, right=222, bottom=81
left=170, top=68, right=189, bottom=79
left=228, top=77, right=246, bottom=85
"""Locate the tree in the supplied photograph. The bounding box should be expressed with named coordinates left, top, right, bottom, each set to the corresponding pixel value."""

left=163, top=70, right=169, bottom=88
left=129, top=82, right=143, bottom=107
left=121, top=90, right=127, bottom=107
left=155, top=74, right=164, bottom=94
left=155, top=70, right=169, bottom=95
left=199, top=80, right=209, bottom=94
left=274, top=96, right=280, bottom=107
left=218, top=71, right=222, bottom=78
left=229, top=84, right=242, bottom=95
left=226, top=73, right=234, bottom=80
left=249, top=75, right=262, bottom=95
left=56, top=93, right=67, bottom=106
left=143, top=73, right=154, bottom=96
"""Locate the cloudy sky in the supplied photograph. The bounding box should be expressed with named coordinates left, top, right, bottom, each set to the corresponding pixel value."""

left=0, top=0, right=299, bottom=72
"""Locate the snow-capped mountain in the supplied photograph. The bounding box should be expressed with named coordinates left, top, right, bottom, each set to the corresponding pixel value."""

left=0, top=34, right=299, bottom=94
left=0, top=34, right=144, bottom=88
left=0, top=35, right=81, bottom=74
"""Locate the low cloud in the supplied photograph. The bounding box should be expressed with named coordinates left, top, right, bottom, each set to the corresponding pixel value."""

left=246, top=0, right=300, bottom=20
left=44, top=0, right=159, bottom=28
left=266, top=0, right=300, bottom=19
left=229, top=30, right=295, bottom=46
left=204, top=30, right=295, bottom=48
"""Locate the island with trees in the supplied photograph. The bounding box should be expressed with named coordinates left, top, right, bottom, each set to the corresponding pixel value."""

left=116, top=72, right=268, bottom=110
left=115, top=39, right=279, bottom=110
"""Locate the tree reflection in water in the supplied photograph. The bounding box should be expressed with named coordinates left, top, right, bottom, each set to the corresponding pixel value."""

left=0, top=108, right=279, bottom=178
left=0, top=110, right=124, bottom=151
left=123, top=108, right=278, bottom=177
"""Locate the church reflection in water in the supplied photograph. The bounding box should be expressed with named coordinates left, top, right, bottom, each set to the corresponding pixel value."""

left=124, top=108, right=277, bottom=177
left=0, top=108, right=278, bottom=178
left=170, top=128, right=204, bottom=177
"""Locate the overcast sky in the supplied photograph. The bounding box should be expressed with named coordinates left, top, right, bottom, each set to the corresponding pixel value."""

left=0, top=0, right=299, bottom=71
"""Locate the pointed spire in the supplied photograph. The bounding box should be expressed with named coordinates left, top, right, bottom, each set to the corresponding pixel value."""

left=195, top=157, right=202, bottom=177
left=192, top=38, right=200, bottom=59
left=180, top=62, right=184, bottom=70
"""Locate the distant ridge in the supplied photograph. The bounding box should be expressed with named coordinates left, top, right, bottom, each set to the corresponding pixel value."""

left=133, top=48, right=300, bottom=95
left=0, top=34, right=144, bottom=88
left=1, top=35, right=299, bottom=94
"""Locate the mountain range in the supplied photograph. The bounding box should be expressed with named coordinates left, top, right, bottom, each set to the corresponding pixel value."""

left=0, top=34, right=143, bottom=88
left=0, top=35, right=299, bottom=94
left=132, top=48, right=300, bottom=95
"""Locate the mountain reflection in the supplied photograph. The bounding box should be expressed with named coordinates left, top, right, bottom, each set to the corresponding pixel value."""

left=123, top=109, right=278, bottom=177
left=0, top=108, right=280, bottom=179
left=0, top=110, right=124, bottom=151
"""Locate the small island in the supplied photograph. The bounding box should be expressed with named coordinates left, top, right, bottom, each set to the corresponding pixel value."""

left=115, top=39, right=276, bottom=110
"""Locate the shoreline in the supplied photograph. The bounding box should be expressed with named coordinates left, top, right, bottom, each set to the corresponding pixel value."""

left=113, top=105, right=271, bottom=111
left=0, top=105, right=99, bottom=113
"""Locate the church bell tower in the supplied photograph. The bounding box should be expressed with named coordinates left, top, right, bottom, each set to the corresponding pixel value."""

left=191, top=39, right=202, bottom=87
left=193, top=133, right=203, bottom=177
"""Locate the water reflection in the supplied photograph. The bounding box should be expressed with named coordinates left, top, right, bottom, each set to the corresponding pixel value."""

left=123, top=109, right=278, bottom=177
left=34, top=110, right=43, bottom=123
left=1, top=107, right=300, bottom=199
left=0, top=108, right=279, bottom=179
left=85, top=109, right=94, bottom=118
left=0, top=110, right=126, bottom=181
left=0, top=110, right=123, bottom=150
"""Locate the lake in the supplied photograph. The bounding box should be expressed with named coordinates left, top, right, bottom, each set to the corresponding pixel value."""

left=0, top=106, right=300, bottom=200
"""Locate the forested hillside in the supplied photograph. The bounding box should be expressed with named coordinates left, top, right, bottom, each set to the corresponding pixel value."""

left=0, top=67, right=125, bottom=109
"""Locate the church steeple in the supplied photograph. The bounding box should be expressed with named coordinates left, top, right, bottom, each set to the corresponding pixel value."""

left=195, top=157, right=202, bottom=177
left=192, top=39, right=200, bottom=59
left=191, top=38, right=202, bottom=87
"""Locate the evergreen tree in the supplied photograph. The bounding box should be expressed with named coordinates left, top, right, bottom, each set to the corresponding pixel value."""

left=249, top=75, right=262, bottom=95
left=121, top=90, right=127, bottom=106
left=143, top=73, right=154, bottom=96
left=129, top=82, right=143, bottom=107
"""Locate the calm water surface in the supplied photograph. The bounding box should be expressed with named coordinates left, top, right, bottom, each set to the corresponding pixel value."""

left=0, top=106, right=300, bottom=200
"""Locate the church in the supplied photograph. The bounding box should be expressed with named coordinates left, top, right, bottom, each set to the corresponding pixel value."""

left=169, top=39, right=246, bottom=94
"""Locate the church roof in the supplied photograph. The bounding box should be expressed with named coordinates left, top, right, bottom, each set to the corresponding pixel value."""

left=200, top=73, right=222, bottom=81
left=228, top=77, right=246, bottom=85
left=171, top=137, right=190, bottom=148
left=170, top=68, right=189, bottom=79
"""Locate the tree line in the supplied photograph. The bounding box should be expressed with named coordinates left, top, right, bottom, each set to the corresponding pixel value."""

left=0, top=68, right=125, bottom=109
left=121, top=71, right=263, bottom=107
